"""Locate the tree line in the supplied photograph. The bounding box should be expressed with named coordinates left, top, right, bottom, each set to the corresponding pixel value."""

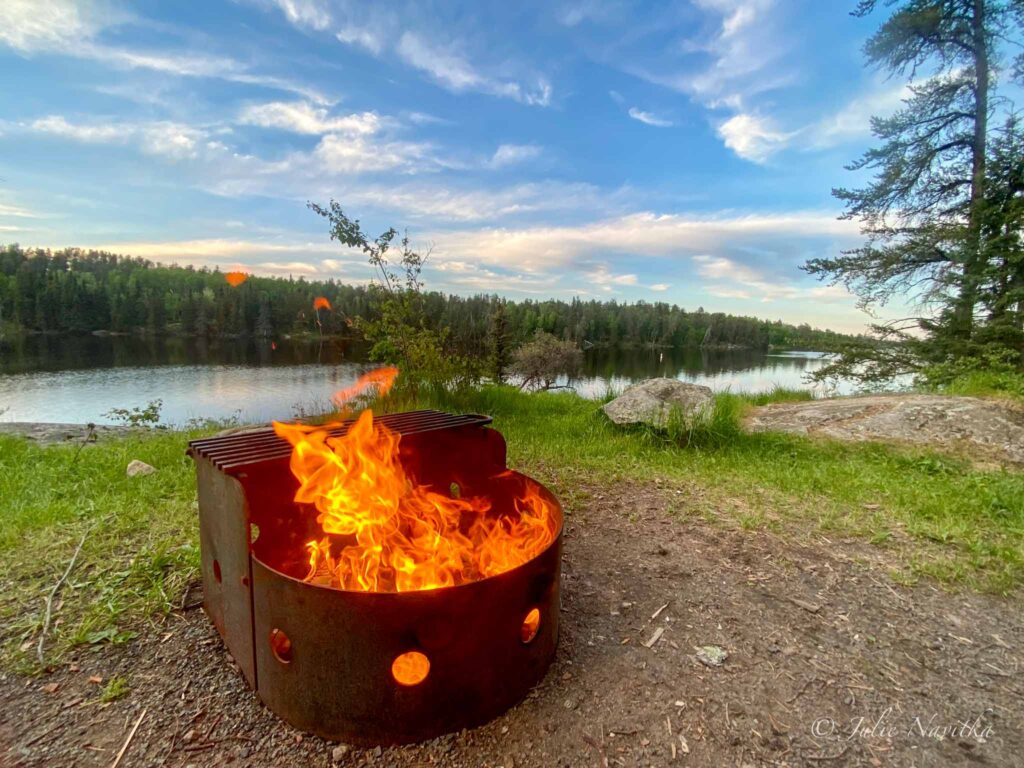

left=0, top=245, right=857, bottom=355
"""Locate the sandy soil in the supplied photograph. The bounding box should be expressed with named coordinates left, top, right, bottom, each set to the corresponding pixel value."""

left=2, top=481, right=1021, bottom=767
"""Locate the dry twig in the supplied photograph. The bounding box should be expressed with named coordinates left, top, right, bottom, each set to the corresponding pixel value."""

left=38, top=526, right=92, bottom=666
left=110, top=709, right=146, bottom=768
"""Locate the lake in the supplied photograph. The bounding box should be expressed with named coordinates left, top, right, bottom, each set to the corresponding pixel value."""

left=0, top=335, right=855, bottom=426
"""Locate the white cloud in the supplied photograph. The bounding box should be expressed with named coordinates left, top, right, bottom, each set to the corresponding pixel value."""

left=0, top=202, right=41, bottom=218
left=809, top=82, right=909, bottom=148
left=650, top=283, right=670, bottom=291
left=336, top=24, right=384, bottom=54
left=489, top=144, right=542, bottom=168
left=29, top=115, right=206, bottom=159
left=269, top=0, right=332, bottom=31
left=628, top=108, right=672, bottom=128
left=239, top=102, right=381, bottom=135
left=313, top=132, right=434, bottom=174
left=623, top=0, right=786, bottom=109
left=0, top=0, right=329, bottom=103
left=395, top=32, right=551, bottom=106
left=717, top=113, right=793, bottom=163
left=588, top=266, right=638, bottom=286
left=428, top=209, right=857, bottom=272
left=0, top=0, right=107, bottom=52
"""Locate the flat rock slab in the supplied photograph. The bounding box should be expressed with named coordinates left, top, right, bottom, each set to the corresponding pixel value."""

left=0, top=422, right=142, bottom=446
left=745, top=394, right=1024, bottom=465
left=603, top=378, right=714, bottom=427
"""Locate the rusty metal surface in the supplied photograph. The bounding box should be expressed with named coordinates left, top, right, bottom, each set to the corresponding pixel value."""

left=250, top=474, right=563, bottom=744
left=188, top=413, right=562, bottom=745
left=193, top=457, right=258, bottom=689
left=188, top=410, right=493, bottom=473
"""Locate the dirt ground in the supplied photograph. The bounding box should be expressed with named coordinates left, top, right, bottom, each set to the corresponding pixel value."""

left=2, top=480, right=1021, bottom=767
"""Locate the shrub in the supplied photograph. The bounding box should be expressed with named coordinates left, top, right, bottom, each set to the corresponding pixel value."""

left=511, top=331, right=582, bottom=391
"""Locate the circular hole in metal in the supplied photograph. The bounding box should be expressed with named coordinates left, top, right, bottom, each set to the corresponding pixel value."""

left=212, top=559, right=222, bottom=583
left=270, top=628, right=292, bottom=664
left=520, top=608, right=541, bottom=644
left=240, top=575, right=250, bottom=588
left=391, top=651, right=429, bottom=686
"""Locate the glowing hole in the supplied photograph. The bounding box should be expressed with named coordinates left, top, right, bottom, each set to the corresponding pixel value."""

left=250, top=524, right=260, bottom=544
left=270, top=628, right=292, bottom=664
left=392, top=651, right=430, bottom=686
left=520, top=608, right=541, bottom=644
left=212, top=559, right=222, bottom=583
left=449, top=482, right=461, bottom=498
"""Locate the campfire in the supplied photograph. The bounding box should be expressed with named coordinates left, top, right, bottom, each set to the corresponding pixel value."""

left=187, top=370, right=564, bottom=744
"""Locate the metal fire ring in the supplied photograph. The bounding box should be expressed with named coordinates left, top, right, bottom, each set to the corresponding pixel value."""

left=188, top=411, right=563, bottom=745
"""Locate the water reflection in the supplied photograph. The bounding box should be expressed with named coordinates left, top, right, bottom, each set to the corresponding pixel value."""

left=0, top=336, right=852, bottom=426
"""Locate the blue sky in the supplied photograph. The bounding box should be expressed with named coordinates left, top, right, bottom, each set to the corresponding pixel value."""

left=0, top=0, right=918, bottom=332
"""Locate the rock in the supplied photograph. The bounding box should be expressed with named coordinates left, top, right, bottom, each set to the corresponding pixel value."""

left=744, top=394, right=1024, bottom=466
left=126, top=459, right=156, bottom=477
left=331, top=744, right=350, bottom=763
left=602, top=378, right=714, bottom=428
left=695, top=645, right=728, bottom=667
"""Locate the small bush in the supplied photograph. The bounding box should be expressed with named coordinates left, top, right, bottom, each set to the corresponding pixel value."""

left=104, top=399, right=163, bottom=427
left=511, top=331, right=583, bottom=391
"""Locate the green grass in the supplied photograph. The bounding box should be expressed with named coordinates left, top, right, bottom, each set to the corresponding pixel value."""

left=392, top=385, right=1024, bottom=593
left=2, top=384, right=1022, bottom=671
left=100, top=675, right=130, bottom=702
left=0, top=430, right=207, bottom=672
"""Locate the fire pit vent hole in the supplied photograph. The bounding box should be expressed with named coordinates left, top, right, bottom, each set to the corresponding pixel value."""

left=212, top=559, right=222, bottom=583
left=270, top=628, right=293, bottom=664
left=392, top=651, right=430, bottom=686
left=521, top=608, right=541, bottom=643
left=449, top=481, right=460, bottom=498
left=250, top=523, right=260, bottom=544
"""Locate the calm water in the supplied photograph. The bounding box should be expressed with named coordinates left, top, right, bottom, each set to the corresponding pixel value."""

left=0, top=335, right=850, bottom=426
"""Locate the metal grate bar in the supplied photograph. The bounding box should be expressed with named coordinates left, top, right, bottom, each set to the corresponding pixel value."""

left=188, top=410, right=492, bottom=473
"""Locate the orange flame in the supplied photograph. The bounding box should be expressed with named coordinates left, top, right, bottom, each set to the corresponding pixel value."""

left=225, top=271, right=249, bottom=287
left=332, top=366, right=398, bottom=408
left=272, top=410, right=558, bottom=593
left=313, top=296, right=332, bottom=311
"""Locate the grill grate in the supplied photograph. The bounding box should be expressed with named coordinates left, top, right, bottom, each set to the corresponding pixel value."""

left=188, top=409, right=492, bottom=473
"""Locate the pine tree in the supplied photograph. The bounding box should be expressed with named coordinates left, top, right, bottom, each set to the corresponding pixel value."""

left=488, top=298, right=511, bottom=383
left=804, top=0, right=1024, bottom=378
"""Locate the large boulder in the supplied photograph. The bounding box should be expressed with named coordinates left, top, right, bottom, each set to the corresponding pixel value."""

left=602, top=378, right=715, bottom=427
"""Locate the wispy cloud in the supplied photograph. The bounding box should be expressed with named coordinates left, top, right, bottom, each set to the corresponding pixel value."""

left=628, top=108, right=672, bottom=128
left=239, top=101, right=381, bottom=135
left=489, top=144, right=543, bottom=168
left=30, top=115, right=207, bottom=159
left=0, top=202, right=42, bottom=218
left=0, top=0, right=330, bottom=103
left=428, top=209, right=858, bottom=272
left=395, top=32, right=552, bottom=106
left=255, top=1, right=553, bottom=106
left=808, top=81, right=909, bottom=149
left=268, top=0, right=332, bottom=31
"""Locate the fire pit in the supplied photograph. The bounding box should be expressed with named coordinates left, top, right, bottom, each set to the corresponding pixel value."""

left=187, top=409, right=563, bottom=745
